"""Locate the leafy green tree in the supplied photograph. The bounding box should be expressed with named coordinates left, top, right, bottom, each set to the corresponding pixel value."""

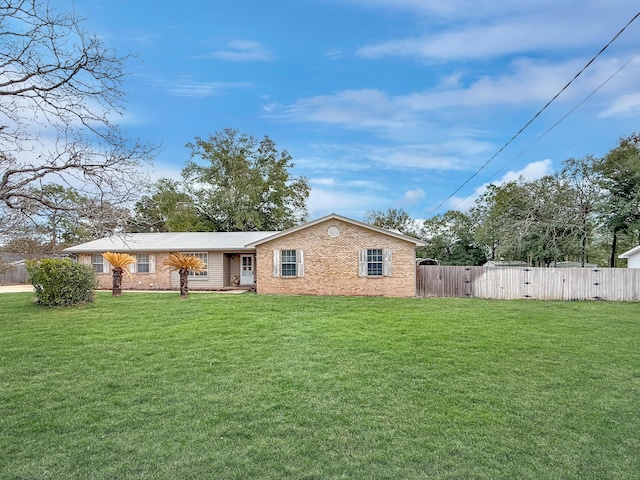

left=559, top=156, right=602, bottom=266
left=593, top=133, right=640, bottom=266
left=130, top=179, right=205, bottom=232
left=183, top=129, right=310, bottom=231
left=421, top=210, right=487, bottom=265
left=26, top=185, right=88, bottom=254
left=472, top=176, right=584, bottom=266
left=363, top=208, right=419, bottom=237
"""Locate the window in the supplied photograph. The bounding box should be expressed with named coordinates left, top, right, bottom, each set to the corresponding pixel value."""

left=367, top=249, right=383, bottom=276
left=128, top=254, right=155, bottom=274
left=91, top=254, right=105, bottom=273
left=359, top=249, right=392, bottom=277
left=188, top=252, right=208, bottom=277
left=273, top=249, right=304, bottom=277
left=137, top=254, right=150, bottom=273
left=281, top=249, right=298, bottom=277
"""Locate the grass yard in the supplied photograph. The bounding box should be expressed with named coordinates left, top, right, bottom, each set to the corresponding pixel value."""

left=0, top=292, right=639, bottom=479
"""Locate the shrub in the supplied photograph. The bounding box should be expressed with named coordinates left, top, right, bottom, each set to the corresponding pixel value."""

left=26, top=258, right=99, bottom=306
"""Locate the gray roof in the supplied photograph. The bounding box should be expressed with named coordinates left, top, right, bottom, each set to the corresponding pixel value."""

left=63, top=231, right=277, bottom=254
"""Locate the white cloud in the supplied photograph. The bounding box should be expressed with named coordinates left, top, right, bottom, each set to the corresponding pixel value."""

left=165, top=78, right=251, bottom=97
left=356, top=18, right=608, bottom=62
left=269, top=56, right=621, bottom=133
left=366, top=142, right=491, bottom=171
left=399, top=188, right=426, bottom=206
left=599, top=91, right=640, bottom=117
left=449, top=159, right=553, bottom=211
left=311, top=177, right=337, bottom=186
left=201, top=40, right=273, bottom=62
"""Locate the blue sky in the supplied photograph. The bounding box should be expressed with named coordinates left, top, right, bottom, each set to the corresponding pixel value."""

left=75, top=0, right=640, bottom=221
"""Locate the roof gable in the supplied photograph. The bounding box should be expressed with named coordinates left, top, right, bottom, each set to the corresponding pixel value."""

left=246, top=213, right=425, bottom=247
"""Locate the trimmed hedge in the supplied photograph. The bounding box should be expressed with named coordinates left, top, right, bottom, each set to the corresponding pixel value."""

left=26, top=258, right=99, bottom=306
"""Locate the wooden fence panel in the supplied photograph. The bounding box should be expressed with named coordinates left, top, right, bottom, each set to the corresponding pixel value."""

left=0, top=264, right=29, bottom=285
left=417, top=266, right=640, bottom=301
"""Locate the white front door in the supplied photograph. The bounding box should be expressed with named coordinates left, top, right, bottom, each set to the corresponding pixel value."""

left=240, top=255, right=254, bottom=285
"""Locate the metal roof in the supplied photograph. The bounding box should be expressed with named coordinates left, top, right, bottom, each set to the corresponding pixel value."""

left=63, top=231, right=277, bottom=253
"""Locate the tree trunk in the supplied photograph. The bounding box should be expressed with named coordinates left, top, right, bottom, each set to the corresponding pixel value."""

left=112, top=268, right=123, bottom=296
left=179, top=268, right=189, bottom=298
left=609, top=229, right=618, bottom=268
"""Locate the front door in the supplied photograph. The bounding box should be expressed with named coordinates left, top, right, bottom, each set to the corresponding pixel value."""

left=240, top=255, right=254, bottom=285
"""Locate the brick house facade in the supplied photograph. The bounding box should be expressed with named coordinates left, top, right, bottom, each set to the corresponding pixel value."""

left=250, top=215, right=424, bottom=297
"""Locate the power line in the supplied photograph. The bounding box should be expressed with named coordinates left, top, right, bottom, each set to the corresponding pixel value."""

left=426, top=10, right=640, bottom=217
left=449, top=47, right=640, bottom=211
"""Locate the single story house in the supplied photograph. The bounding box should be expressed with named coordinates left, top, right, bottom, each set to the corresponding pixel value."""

left=619, top=245, right=640, bottom=268
left=63, top=213, right=425, bottom=297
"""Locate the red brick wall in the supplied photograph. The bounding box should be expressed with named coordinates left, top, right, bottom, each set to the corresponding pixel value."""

left=255, top=218, right=417, bottom=297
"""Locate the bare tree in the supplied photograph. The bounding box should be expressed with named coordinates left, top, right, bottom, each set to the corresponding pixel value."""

left=0, top=0, right=154, bottom=235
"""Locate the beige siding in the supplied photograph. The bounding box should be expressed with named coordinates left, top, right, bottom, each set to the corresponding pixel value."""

left=255, top=218, right=417, bottom=297
left=170, top=252, right=225, bottom=290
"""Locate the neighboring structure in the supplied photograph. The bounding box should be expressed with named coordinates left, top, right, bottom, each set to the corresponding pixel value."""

left=63, top=214, right=425, bottom=297
left=619, top=245, right=640, bottom=268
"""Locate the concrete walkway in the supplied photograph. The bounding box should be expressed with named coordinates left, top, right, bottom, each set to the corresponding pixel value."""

left=0, top=284, right=34, bottom=293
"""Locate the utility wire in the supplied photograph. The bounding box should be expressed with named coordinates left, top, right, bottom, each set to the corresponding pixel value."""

left=449, top=47, right=640, bottom=211
left=426, top=10, right=640, bottom=217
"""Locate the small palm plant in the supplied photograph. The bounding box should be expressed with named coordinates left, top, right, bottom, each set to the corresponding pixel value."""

left=102, top=252, right=136, bottom=296
left=163, top=252, right=206, bottom=298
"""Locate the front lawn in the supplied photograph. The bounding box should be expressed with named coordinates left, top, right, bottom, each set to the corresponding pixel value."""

left=1, top=293, right=638, bottom=479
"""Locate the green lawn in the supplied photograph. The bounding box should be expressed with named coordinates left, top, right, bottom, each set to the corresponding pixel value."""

left=1, top=292, right=639, bottom=479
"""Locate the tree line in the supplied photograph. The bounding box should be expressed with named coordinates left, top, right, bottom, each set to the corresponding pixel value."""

left=366, top=133, right=640, bottom=267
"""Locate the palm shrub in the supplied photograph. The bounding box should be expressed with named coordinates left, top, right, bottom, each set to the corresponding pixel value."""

left=102, top=252, right=136, bottom=296
left=162, top=252, right=206, bottom=298
left=26, top=258, right=98, bottom=306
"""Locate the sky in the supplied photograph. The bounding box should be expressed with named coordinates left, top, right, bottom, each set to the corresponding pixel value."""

left=74, top=0, right=640, bottom=221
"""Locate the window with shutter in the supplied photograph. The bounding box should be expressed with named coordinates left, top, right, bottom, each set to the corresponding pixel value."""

left=275, top=249, right=304, bottom=277
left=359, top=248, right=392, bottom=277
